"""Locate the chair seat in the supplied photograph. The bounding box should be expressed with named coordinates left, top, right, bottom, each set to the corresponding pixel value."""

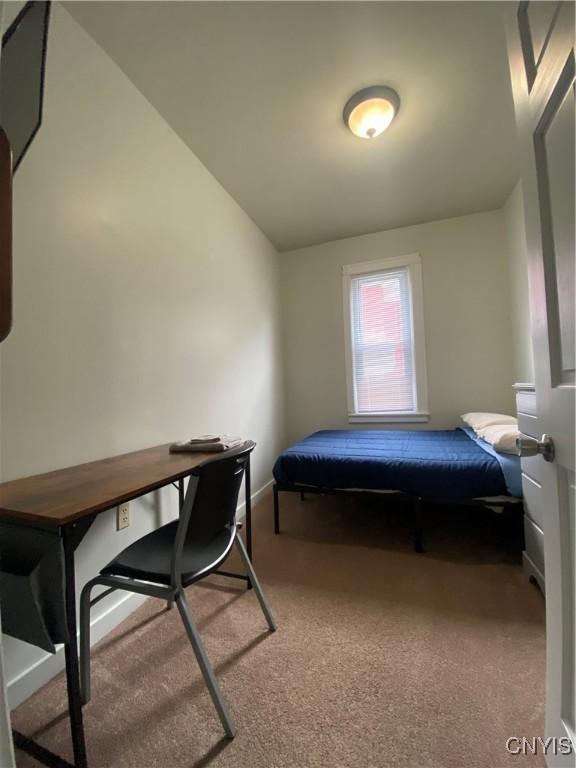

left=101, top=521, right=234, bottom=586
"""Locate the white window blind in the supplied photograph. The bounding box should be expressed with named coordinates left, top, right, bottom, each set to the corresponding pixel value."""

left=350, top=267, right=416, bottom=413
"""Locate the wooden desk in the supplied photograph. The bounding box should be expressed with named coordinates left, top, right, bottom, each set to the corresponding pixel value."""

left=0, top=443, right=253, bottom=768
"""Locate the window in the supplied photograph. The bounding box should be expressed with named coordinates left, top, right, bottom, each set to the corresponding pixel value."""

left=343, top=254, right=428, bottom=422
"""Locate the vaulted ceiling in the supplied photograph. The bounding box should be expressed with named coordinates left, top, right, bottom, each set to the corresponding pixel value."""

left=66, top=1, right=519, bottom=251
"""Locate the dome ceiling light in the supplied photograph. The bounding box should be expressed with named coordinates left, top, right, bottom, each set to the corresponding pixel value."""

left=343, top=86, right=400, bottom=140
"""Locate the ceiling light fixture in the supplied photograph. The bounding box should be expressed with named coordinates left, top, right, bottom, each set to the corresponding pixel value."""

left=343, top=86, right=400, bottom=140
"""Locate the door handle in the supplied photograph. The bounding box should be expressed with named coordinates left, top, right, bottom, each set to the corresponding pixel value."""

left=516, top=433, right=555, bottom=462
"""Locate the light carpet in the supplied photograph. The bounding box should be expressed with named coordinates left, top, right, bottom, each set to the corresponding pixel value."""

left=12, top=492, right=545, bottom=768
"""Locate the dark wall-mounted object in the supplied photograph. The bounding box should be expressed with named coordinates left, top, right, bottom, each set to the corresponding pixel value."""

left=0, top=127, right=11, bottom=343
left=0, top=0, right=50, bottom=173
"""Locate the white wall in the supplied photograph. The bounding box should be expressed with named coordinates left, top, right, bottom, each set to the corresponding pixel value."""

left=280, top=210, right=516, bottom=444
left=0, top=615, right=14, bottom=768
left=503, top=181, right=534, bottom=383
left=0, top=4, right=283, bottom=705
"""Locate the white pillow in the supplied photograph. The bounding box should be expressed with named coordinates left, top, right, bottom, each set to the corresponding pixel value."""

left=461, top=412, right=518, bottom=432
left=477, top=423, right=520, bottom=454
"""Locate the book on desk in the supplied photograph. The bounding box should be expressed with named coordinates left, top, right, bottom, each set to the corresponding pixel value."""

left=169, top=435, right=243, bottom=453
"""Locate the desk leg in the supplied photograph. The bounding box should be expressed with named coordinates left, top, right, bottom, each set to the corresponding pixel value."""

left=168, top=480, right=186, bottom=611
left=62, top=526, right=88, bottom=768
left=245, top=457, right=252, bottom=590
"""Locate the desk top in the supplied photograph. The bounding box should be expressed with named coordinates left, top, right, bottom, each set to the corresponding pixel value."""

left=0, top=444, right=216, bottom=527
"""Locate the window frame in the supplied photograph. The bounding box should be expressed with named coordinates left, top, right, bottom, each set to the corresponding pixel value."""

left=342, top=253, right=429, bottom=423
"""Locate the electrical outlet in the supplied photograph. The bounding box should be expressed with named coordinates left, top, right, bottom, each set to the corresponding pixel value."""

left=117, top=502, right=130, bottom=530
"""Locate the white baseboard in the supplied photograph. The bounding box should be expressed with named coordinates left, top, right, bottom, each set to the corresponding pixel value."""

left=7, top=591, right=147, bottom=710
left=7, top=478, right=273, bottom=710
left=237, top=477, right=274, bottom=519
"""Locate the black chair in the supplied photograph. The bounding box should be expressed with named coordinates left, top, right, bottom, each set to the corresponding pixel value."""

left=79, top=441, right=275, bottom=738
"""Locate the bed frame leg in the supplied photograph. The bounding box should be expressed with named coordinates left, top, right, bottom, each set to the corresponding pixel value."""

left=273, top=484, right=280, bottom=535
left=413, top=497, right=424, bottom=553
left=300, top=491, right=305, bottom=502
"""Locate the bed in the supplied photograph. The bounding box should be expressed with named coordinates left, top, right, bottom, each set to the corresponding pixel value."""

left=272, top=428, right=522, bottom=551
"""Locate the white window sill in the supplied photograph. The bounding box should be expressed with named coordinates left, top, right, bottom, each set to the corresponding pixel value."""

left=348, top=412, right=430, bottom=424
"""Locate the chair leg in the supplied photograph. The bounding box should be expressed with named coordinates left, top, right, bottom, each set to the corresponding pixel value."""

left=234, top=534, right=277, bottom=632
left=79, top=580, right=95, bottom=706
left=175, top=592, right=236, bottom=739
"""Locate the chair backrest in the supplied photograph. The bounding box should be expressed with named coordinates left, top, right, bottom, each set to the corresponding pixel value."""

left=170, top=441, right=255, bottom=584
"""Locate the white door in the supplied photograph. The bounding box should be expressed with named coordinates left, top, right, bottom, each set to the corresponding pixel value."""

left=506, top=2, right=575, bottom=766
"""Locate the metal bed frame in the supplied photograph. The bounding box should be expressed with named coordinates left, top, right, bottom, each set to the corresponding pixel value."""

left=273, top=481, right=522, bottom=553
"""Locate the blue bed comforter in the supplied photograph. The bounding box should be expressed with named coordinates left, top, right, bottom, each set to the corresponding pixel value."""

left=273, top=429, right=521, bottom=499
